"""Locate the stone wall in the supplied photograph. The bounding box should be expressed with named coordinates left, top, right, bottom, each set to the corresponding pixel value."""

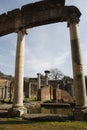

left=38, top=85, right=53, bottom=101
left=0, top=76, right=75, bottom=102
left=53, top=88, right=74, bottom=103
left=0, top=78, right=11, bottom=100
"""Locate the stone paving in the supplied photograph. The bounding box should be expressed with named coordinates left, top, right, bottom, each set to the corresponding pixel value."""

left=0, top=103, right=74, bottom=121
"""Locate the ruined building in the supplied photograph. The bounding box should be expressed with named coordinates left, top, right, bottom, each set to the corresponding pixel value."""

left=0, top=71, right=74, bottom=103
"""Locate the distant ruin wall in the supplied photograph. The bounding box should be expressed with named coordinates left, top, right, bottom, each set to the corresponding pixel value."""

left=53, top=88, right=74, bottom=103
left=38, top=85, right=53, bottom=101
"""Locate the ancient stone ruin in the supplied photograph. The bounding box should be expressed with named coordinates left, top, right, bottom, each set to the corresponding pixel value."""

left=0, top=0, right=87, bottom=120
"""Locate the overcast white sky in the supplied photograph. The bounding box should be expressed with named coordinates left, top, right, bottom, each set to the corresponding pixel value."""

left=0, top=0, right=87, bottom=78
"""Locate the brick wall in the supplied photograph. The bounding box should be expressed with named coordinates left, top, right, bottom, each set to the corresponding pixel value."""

left=37, top=85, right=53, bottom=101
left=54, top=88, right=74, bottom=103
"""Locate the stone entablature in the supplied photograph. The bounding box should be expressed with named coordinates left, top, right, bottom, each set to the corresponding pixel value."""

left=0, top=0, right=81, bottom=36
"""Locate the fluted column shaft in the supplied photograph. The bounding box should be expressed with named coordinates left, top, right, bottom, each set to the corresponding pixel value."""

left=45, top=73, right=49, bottom=86
left=2, top=88, right=5, bottom=100
left=5, top=86, right=8, bottom=99
left=37, top=73, right=41, bottom=89
left=69, top=19, right=87, bottom=107
left=44, top=70, right=50, bottom=86
left=29, top=82, right=31, bottom=98
left=13, top=29, right=26, bottom=107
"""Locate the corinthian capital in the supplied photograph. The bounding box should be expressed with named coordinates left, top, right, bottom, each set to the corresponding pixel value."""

left=15, top=27, right=28, bottom=35
left=67, top=15, right=80, bottom=27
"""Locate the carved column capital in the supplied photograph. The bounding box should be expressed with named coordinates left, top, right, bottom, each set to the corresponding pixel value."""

left=67, top=15, right=80, bottom=27
left=15, top=27, right=28, bottom=35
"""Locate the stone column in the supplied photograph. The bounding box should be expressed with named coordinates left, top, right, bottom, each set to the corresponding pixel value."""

left=2, top=87, right=5, bottom=100
left=8, top=28, right=27, bottom=117
left=5, top=81, right=9, bottom=99
left=29, top=82, right=31, bottom=98
left=68, top=17, right=87, bottom=120
left=37, top=73, right=41, bottom=89
left=44, top=70, right=50, bottom=86
left=5, top=86, right=8, bottom=99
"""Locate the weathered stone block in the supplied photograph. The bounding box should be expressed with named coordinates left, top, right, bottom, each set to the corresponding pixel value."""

left=8, top=106, right=27, bottom=117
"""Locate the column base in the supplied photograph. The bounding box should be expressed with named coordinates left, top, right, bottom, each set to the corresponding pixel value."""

left=73, top=106, right=87, bottom=121
left=8, top=106, right=27, bottom=117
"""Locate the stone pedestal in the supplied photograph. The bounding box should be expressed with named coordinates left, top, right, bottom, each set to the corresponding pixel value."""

left=8, top=106, right=27, bottom=117
left=73, top=106, right=87, bottom=121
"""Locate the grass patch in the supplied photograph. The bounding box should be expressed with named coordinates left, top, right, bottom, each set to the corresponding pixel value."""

left=0, top=118, right=87, bottom=130
left=0, top=128, right=7, bottom=130
left=23, top=98, right=37, bottom=103
left=49, top=121, right=87, bottom=129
